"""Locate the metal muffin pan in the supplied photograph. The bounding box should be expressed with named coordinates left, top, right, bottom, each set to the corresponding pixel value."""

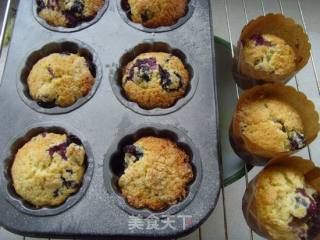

left=104, top=124, right=202, bottom=218
left=17, top=39, right=103, bottom=115
left=0, top=0, right=220, bottom=238
left=32, top=0, right=110, bottom=33
left=0, top=122, right=94, bottom=216
left=117, top=0, right=196, bottom=33
left=110, top=41, right=197, bottom=115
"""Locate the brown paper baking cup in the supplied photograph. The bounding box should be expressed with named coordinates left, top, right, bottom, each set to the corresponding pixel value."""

left=230, top=84, right=319, bottom=166
left=233, top=13, right=311, bottom=89
left=242, top=156, right=320, bottom=239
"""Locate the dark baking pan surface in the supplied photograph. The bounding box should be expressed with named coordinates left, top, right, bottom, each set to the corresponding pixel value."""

left=0, top=0, right=220, bottom=238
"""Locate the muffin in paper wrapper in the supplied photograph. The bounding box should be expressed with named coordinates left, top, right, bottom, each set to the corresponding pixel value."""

left=242, top=156, right=320, bottom=240
left=233, top=13, right=311, bottom=90
left=230, top=84, right=319, bottom=166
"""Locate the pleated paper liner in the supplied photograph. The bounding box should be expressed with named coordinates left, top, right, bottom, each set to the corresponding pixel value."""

left=233, top=13, right=311, bottom=90
left=242, top=156, right=320, bottom=239
left=230, top=84, right=319, bottom=166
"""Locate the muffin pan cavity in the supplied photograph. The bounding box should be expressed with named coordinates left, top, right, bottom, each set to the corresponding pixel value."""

left=17, top=39, right=102, bottom=114
left=111, top=41, right=197, bottom=115
left=33, top=0, right=109, bottom=33
left=104, top=124, right=202, bottom=217
left=117, top=0, right=195, bottom=33
left=0, top=122, right=94, bottom=216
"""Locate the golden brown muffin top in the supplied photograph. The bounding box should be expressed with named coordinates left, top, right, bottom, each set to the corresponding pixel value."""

left=37, top=0, right=105, bottom=27
left=118, top=136, right=193, bottom=211
left=255, top=166, right=318, bottom=240
left=27, top=53, right=95, bottom=107
left=127, top=0, right=187, bottom=28
left=11, top=133, right=85, bottom=207
left=122, top=52, right=189, bottom=109
left=236, top=97, right=305, bottom=153
left=242, top=34, right=296, bottom=76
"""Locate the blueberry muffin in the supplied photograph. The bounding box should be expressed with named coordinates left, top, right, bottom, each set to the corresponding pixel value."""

left=27, top=53, right=95, bottom=108
left=11, top=133, right=86, bottom=207
left=255, top=166, right=320, bottom=240
left=236, top=97, right=305, bottom=153
left=36, top=0, right=105, bottom=28
left=122, top=52, right=189, bottom=109
left=125, top=0, right=188, bottom=28
left=240, top=34, right=296, bottom=80
left=118, top=136, right=193, bottom=211
left=234, top=14, right=311, bottom=89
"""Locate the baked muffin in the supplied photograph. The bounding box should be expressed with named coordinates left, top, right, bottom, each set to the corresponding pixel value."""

left=27, top=53, right=95, bottom=108
left=241, top=34, right=296, bottom=79
left=11, top=132, right=86, bottom=207
left=122, top=52, right=190, bottom=109
left=255, top=166, right=320, bottom=240
left=118, top=136, right=193, bottom=211
left=125, top=0, right=188, bottom=28
left=236, top=97, right=305, bottom=153
left=36, top=0, right=105, bottom=28
left=233, top=14, right=311, bottom=89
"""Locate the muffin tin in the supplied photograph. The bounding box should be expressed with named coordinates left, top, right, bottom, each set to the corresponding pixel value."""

left=0, top=0, right=220, bottom=238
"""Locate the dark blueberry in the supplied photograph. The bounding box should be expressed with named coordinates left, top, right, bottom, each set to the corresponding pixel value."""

left=136, top=58, right=157, bottom=70
left=47, top=66, right=55, bottom=78
left=66, top=169, right=73, bottom=174
left=141, top=11, right=149, bottom=22
left=47, top=0, right=58, bottom=10
left=53, top=189, right=60, bottom=197
left=289, top=132, right=305, bottom=150
left=61, top=176, right=78, bottom=189
left=48, top=142, right=68, bottom=160
left=70, top=0, right=84, bottom=14
left=159, top=65, right=171, bottom=87
left=123, top=145, right=143, bottom=159
left=36, top=0, right=46, bottom=10
left=250, top=34, right=272, bottom=46
left=127, top=58, right=157, bottom=82
left=159, top=66, right=182, bottom=91
left=65, top=13, right=79, bottom=28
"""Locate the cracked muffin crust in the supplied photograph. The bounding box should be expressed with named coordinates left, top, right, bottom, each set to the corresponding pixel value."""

left=27, top=53, right=95, bottom=108
left=122, top=52, right=189, bottom=109
left=255, top=166, right=320, bottom=240
left=36, top=0, right=105, bottom=28
left=241, top=34, right=296, bottom=78
left=236, top=97, right=305, bottom=153
left=11, top=133, right=86, bottom=207
left=118, top=136, right=193, bottom=211
left=126, top=0, right=188, bottom=28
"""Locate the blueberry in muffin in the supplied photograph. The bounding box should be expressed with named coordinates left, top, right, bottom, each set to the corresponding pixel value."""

left=122, top=52, right=189, bottom=109
left=27, top=53, right=95, bottom=108
left=255, top=166, right=320, bottom=240
left=241, top=34, right=296, bottom=79
left=36, top=0, right=105, bottom=27
left=236, top=97, right=305, bottom=153
left=124, top=0, right=188, bottom=28
left=11, top=132, right=86, bottom=207
left=118, top=136, right=193, bottom=211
